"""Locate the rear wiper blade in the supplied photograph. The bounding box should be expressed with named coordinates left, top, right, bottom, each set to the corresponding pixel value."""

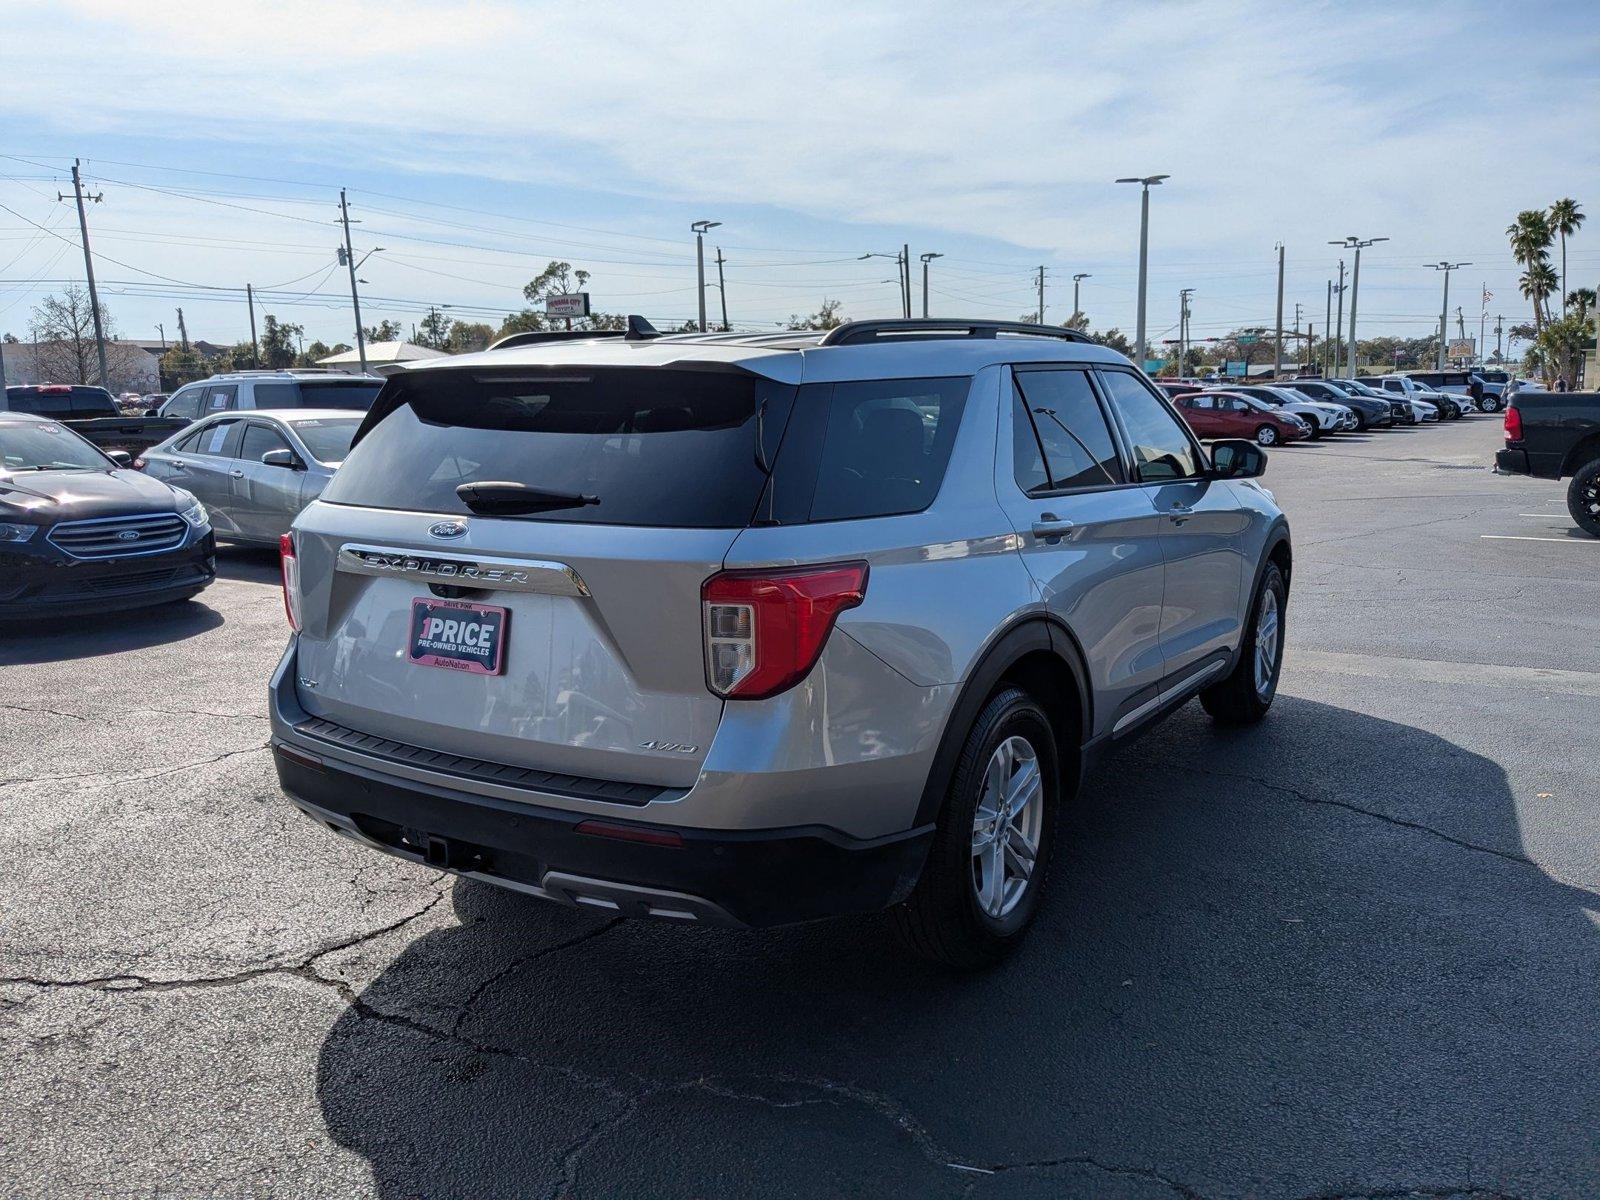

left=455, top=480, right=599, bottom=515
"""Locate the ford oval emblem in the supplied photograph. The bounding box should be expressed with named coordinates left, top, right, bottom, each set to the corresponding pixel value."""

left=117, top=530, right=141, bottom=542
left=429, top=520, right=468, bottom=541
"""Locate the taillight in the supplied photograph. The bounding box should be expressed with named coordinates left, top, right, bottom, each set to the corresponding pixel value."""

left=279, top=532, right=301, bottom=631
left=1503, top=405, right=1522, bottom=442
left=702, top=562, right=868, bottom=700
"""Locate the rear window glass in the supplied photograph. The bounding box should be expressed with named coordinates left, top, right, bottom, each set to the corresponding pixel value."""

left=805, top=378, right=969, bottom=521
left=5, top=388, right=72, bottom=418
left=324, top=368, right=795, bottom=527
left=68, top=388, right=117, bottom=416
left=1013, top=370, right=1123, bottom=492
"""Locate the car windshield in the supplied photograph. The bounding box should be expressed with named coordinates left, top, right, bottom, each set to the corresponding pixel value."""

left=0, top=420, right=111, bottom=472
left=290, top=417, right=362, bottom=464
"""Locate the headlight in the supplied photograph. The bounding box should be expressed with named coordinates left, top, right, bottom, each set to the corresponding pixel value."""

left=173, top=488, right=209, bottom=529
left=0, top=522, right=38, bottom=543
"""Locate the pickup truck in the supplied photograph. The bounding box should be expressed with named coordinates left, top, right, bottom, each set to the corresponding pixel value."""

left=3, top=384, right=191, bottom=457
left=1495, top=391, right=1600, bottom=537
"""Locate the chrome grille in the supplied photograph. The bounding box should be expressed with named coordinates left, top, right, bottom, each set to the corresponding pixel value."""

left=48, top=512, right=189, bottom=560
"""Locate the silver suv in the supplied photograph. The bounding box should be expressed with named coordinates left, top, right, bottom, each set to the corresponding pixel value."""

left=269, top=318, right=1291, bottom=966
left=156, top=369, right=384, bottom=422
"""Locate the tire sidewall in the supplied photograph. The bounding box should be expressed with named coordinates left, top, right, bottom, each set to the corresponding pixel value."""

left=1570, top=461, right=1600, bottom=538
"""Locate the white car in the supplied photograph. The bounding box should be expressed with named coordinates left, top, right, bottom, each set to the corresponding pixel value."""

left=1227, top=385, right=1355, bottom=437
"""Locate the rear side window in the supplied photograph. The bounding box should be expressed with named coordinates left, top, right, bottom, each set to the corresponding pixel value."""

left=326, top=368, right=795, bottom=528
left=296, top=379, right=383, bottom=409
left=6, top=388, right=72, bottom=418
left=251, top=383, right=301, bottom=408
left=204, top=385, right=236, bottom=412
left=68, top=388, right=117, bottom=416
left=806, top=378, right=969, bottom=521
left=1013, top=370, right=1123, bottom=492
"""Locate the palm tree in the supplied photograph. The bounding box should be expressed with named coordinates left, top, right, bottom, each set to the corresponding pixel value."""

left=1548, top=199, right=1585, bottom=313
left=1520, top=262, right=1558, bottom=331
left=1568, top=287, right=1596, bottom=323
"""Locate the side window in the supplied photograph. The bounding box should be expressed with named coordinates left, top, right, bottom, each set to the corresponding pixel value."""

left=205, top=385, right=238, bottom=412
left=196, top=420, right=238, bottom=456
left=1096, top=370, right=1200, bottom=483
left=15, top=390, right=71, bottom=418
left=251, top=383, right=300, bottom=408
left=1014, top=370, right=1123, bottom=491
left=164, top=387, right=203, bottom=421
left=1011, top=391, right=1051, bottom=495
left=238, top=422, right=289, bottom=463
left=174, top=427, right=208, bottom=453
left=808, top=377, right=970, bottom=521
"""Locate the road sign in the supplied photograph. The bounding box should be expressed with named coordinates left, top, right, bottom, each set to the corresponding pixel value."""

left=1447, top=337, right=1475, bottom=359
left=1237, top=334, right=1259, bottom=346
left=1224, top=360, right=1248, bottom=377
left=1143, top=358, right=1166, bottom=373
left=546, top=293, right=591, bottom=319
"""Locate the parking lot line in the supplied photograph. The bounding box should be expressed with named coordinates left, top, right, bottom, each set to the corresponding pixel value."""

left=1292, top=648, right=1600, bottom=697
left=1481, top=535, right=1598, bottom=545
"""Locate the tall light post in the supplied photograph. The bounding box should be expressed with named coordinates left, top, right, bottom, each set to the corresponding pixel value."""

left=1429, top=261, right=1471, bottom=368
left=860, top=252, right=903, bottom=317
left=691, top=220, right=721, bottom=332
left=1072, top=272, right=1091, bottom=324
left=919, top=252, right=942, bottom=317
left=1178, top=287, right=1195, bottom=374
left=1329, top=235, right=1387, bottom=377
left=1116, top=174, right=1169, bottom=367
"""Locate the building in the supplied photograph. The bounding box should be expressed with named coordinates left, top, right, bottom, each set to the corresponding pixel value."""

left=1, top=339, right=161, bottom=393
left=317, top=341, right=450, bottom=377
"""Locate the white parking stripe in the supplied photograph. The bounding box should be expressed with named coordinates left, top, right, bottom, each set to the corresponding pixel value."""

left=1481, top=535, right=1599, bottom=545
left=1292, top=648, right=1600, bottom=697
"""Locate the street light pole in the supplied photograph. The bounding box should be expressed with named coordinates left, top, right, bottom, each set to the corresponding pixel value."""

left=1333, top=261, right=1346, bottom=376
left=1273, top=242, right=1285, bottom=376
left=1036, top=266, right=1046, bottom=325
left=715, top=247, right=729, bottom=330
left=1072, top=273, right=1090, bottom=324
left=1429, top=261, right=1470, bottom=368
left=1330, top=235, right=1388, bottom=378
left=691, top=220, right=721, bottom=333
left=919, top=252, right=942, bottom=318
left=1116, top=174, right=1169, bottom=368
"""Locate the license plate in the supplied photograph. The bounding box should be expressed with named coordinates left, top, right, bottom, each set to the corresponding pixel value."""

left=408, top=598, right=509, bottom=676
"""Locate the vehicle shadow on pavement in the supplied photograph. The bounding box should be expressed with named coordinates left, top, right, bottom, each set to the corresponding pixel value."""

left=314, top=697, right=1600, bottom=1199
left=0, top=599, right=223, bottom=663
left=214, top=544, right=283, bottom=583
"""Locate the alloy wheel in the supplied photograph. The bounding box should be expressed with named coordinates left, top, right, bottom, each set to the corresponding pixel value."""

left=1257, top=426, right=1278, bottom=446
left=971, top=735, right=1043, bottom=919
left=1254, top=587, right=1281, bottom=698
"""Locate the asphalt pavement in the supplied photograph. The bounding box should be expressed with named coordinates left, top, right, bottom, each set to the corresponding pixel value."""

left=3, top=413, right=1598, bottom=1199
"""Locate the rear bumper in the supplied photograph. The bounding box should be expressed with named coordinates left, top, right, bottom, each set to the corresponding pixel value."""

left=1495, top=447, right=1530, bottom=475
left=272, top=743, right=932, bottom=927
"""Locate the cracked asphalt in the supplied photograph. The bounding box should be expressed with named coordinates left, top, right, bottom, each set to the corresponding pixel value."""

left=3, top=415, right=1598, bottom=1199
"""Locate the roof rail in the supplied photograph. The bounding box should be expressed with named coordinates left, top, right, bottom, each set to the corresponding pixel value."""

left=818, top=318, right=1095, bottom=347
left=487, top=314, right=662, bottom=353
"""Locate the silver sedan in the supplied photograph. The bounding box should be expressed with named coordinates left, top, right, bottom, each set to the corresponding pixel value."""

left=138, top=409, right=363, bottom=545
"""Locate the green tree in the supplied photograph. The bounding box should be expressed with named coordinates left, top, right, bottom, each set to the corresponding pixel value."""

left=1519, top=262, right=1559, bottom=334
left=1566, top=287, right=1596, bottom=324
left=1548, top=198, right=1585, bottom=313
left=446, top=321, right=495, bottom=353
left=363, top=319, right=404, bottom=343
left=1535, top=312, right=1589, bottom=390
left=416, top=308, right=453, bottom=351
left=1507, top=209, right=1555, bottom=342
left=158, top=346, right=208, bottom=389
left=498, top=261, right=625, bottom=335
left=784, top=298, right=845, bottom=330
left=259, top=315, right=303, bottom=369
left=1086, top=327, right=1133, bottom=356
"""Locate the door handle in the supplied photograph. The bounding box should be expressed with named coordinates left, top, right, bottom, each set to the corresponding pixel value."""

left=229, top=469, right=245, bottom=479
left=1168, top=503, right=1193, bottom=514
left=1031, top=512, right=1075, bottom=540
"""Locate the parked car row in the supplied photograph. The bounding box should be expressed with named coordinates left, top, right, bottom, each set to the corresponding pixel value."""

left=1155, top=373, right=1497, bottom=446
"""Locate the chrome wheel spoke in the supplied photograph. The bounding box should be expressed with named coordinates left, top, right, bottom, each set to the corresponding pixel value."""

left=970, top=735, right=1044, bottom=919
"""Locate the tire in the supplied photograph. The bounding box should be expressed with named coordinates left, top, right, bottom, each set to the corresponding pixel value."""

left=892, top=687, right=1060, bottom=969
left=1201, top=560, right=1286, bottom=726
left=1568, top=459, right=1600, bottom=538
left=1480, top=395, right=1502, bottom=414
left=1255, top=425, right=1278, bottom=446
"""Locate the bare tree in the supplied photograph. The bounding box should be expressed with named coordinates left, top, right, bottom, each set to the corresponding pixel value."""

left=26, top=286, right=146, bottom=390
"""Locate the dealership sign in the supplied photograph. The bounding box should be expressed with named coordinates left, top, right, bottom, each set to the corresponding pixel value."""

left=546, top=292, right=591, bottom=318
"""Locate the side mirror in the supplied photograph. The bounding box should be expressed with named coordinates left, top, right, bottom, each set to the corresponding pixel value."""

left=106, top=450, right=133, bottom=468
left=261, top=449, right=302, bottom=470
left=1210, top=439, right=1266, bottom=480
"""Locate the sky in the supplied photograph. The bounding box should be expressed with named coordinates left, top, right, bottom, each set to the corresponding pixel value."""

left=2, top=0, right=1596, bottom=362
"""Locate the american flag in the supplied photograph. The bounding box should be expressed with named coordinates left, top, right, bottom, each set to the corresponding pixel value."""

left=1483, top=287, right=1493, bottom=305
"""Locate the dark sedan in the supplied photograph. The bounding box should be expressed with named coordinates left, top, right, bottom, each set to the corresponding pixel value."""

left=0, top=413, right=216, bottom=620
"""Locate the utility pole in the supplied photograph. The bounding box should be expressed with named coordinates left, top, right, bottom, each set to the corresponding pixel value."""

left=1333, top=262, right=1346, bottom=376
left=339, top=190, right=369, bottom=373
left=1117, top=174, right=1170, bottom=367
left=1495, top=314, right=1504, bottom=361
left=1331, top=235, right=1387, bottom=378
left=1072, top=273, right=1090, bottom=324
left=1273, top=242, right=1285, bottom=376
left=156, top=323, right=166, bottom=352
left=691, top=220, right=721, bottom=332
left=246, top=284, right=259, bottom=368
left=1036, top=266, right=1046, bottom=324
left=1324, top=280, right=1333, bottom=375
left=61, top=159, right=109, bottom=388
left=1456, top=305, right=1466, bottom=342
left=902, top=244, right=911, bottom=318
left=1478, top=285, right=1488, bottom=366
left=714, top=247, right=729, bottom=330
left=176, top=308, right=190, bottom=352
left=1429, top=261, right=1469, bottom=369
left=919, top=252, right=942, bottom=318
left=1179, top=287, right=1194, bottom=374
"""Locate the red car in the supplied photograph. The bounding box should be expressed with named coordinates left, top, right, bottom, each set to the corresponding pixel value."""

left=1171, top=390, right=1308, bottom=446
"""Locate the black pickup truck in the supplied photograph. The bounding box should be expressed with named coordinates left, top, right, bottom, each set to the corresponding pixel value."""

left=1495, top=391, right=1600, bottom=536
left=2, top=384, right=190, bottom=457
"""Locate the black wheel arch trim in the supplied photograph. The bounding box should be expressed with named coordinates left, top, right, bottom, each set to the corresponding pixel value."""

left=912, top=614, right=1091, bottom=828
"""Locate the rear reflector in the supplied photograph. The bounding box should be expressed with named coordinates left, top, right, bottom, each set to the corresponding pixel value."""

left=574, top=820, right=685, bottom=848
left=702, top=561, right=868, bottom=700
